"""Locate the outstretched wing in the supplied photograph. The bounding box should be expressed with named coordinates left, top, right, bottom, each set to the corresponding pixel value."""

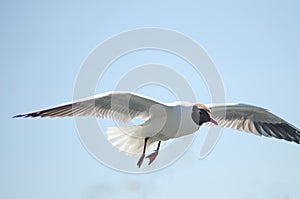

left=205, top=103, right=300, bottom=143
left=13, top=91, right=167, bottom=122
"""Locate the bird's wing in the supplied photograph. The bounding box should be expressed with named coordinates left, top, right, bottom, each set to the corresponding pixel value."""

left=205, top=103, right=300, bottom=143
left=13, top=91, right=167, bottom=122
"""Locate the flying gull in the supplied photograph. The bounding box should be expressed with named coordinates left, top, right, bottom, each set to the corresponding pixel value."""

left=13, top=91, right=300, bottom=167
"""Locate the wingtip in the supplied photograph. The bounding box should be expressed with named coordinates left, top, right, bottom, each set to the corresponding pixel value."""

left=12, top=114, right=29, bottom=118
left=12, top=114, right=23, bottom=118
left=12, top=113, right=36, bottom=118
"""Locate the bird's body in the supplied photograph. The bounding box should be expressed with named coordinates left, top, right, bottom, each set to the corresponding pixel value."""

left=145, top=102, right=201, bottom=141
left=14, top=91, right=300, bottom=167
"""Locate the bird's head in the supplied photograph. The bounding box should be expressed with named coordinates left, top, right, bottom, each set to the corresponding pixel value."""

left=192, top=104, right=218, bottom=126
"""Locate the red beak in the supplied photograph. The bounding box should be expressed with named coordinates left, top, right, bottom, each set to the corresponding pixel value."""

left=210, top=117, right=218, bottom=125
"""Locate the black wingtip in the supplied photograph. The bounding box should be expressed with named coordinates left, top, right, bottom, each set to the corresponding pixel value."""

left=12, top=111, right=43, bottom=118
left=12, top=114, right=30, bottom=118
left=12, top=114, right=23, bottom=118
left=12, top=113, right=38, bottom=118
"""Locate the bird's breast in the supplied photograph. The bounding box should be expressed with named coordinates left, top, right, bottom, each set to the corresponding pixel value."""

left=149, top=105, right=200, bottom=141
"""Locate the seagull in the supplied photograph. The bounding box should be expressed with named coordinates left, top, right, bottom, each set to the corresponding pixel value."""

left=13, top=91, right=300, bottom=167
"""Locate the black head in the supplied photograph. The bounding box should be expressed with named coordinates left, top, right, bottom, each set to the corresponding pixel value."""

left=191, top=104, right=218, bottom=126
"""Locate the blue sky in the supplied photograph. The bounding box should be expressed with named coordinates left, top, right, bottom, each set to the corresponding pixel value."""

left=1, top=1, right=300, bottom=199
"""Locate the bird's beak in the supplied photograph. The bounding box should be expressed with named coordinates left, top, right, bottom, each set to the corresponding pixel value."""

left=210, top=117, right=218, bottom=125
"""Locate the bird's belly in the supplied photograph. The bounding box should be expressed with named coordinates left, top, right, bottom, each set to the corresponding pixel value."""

left=150, top=113, right=199, bottom=141
left=159, top=122, right=198, bottom=140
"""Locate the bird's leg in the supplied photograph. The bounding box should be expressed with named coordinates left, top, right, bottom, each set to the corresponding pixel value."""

left=146, top=141, right=161, bottom=165
left=137, top=137, right=149, bottom=168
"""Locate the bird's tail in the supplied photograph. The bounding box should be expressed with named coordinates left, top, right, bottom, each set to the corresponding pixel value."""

left=106, top=125, right=155, bottom=156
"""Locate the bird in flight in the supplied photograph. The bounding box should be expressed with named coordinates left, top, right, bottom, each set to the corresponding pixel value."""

left=13, top=91, right=300, bottom=167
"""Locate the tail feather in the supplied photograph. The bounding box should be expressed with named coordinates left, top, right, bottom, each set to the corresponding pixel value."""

left=106, top=125, right=155, bottom=156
